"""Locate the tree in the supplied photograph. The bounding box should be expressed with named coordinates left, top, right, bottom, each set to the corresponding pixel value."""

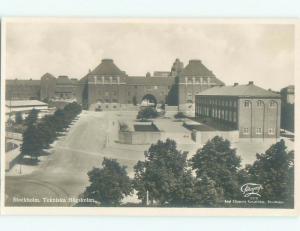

left=191, top=136, right=241, bottom=199
left=133, top=139, right=195, bottom=206
left=25, top=108, right=39, bottom=126
left=136, top=107, right=159, bottom=120
left=247, top=140, right=294, bottom=204
left=192, top=174, right=224, bottom=207
left=83, top=158, right=132, bottom=206
left=15, top=112, right=23, bottom=124
left=21, top=124, right=42, bottom=160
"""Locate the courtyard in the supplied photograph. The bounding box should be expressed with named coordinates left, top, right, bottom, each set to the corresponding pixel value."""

left=5, top=110, right=294, bottom=206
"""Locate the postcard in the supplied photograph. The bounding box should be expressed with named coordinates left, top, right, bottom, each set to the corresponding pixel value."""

left=1, top=18, right=299, bottom=216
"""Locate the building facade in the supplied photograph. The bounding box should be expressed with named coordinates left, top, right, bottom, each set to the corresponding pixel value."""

left=195, top=82, right=281, bottom=138
left=6, top=58, right=223, bottom=112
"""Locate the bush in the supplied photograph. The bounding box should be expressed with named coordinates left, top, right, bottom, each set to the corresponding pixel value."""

left=137, top=107, right=159, bottom=119
left=174, top=112, right=186, bottom=119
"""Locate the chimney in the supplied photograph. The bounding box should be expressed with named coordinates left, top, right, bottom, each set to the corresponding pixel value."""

left=234, top=82, right=238, bottom=86
left=102, top=59, right=113, bottom=63
left=248, top=81, right=254, bottom=85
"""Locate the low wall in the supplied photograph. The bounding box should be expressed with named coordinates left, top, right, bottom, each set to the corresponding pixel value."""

left=119, top=131, right=161, bottom=145
left=192, top=130, right=239, bottom=144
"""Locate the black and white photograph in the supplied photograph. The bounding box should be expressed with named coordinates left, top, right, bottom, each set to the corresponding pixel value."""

left=1, top=18, right=298, bottom=215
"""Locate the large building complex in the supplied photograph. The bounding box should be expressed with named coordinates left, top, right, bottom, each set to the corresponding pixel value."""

left=195, top=82, right=281, bottom=138
left=6, top=58, right=224, bottom=112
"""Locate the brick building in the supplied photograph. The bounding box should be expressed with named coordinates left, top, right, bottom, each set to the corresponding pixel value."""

left=6, top=58, right=224, bottom=112
left=76, top=58, right=224, bottom=111
left=195, top=82, right=281, bottom=138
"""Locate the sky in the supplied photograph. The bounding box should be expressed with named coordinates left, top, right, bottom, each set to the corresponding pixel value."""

left=5, top=20, right=295, bottom=91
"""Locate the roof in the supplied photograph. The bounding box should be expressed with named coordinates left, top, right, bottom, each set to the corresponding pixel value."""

left=41, top=73, right=56, bottom=80
left=182, top=60, right=215, bottom=76
left=90, top=59, right=126, bottom=76
left=56, top=76, right=74, bottom=85
left=197, top=82, right=281, bottom=98
left=6, top=100, right=48, bottom=107
left=126, top=76, right=175, bottom=85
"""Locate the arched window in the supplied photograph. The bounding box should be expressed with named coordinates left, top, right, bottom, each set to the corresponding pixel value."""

left=257, top=100, right=263, bottom=107
left=270, top=100, right=277, bottom=108
left=244, top=100, right=250, bottom=108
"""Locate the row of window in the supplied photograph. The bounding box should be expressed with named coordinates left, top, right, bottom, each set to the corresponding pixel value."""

left=199, top=98, right=238, bottom=108
left=92, top=76, right=120, bottom=83
left=242, top=127, right=275, bottom=135
left=196, top=107, right=237, bottom=122
left=243, top=100, right=277, bottom=108
left=185, top=77, right=210, bottom=84
left=97, top=99, right=118, bottom=103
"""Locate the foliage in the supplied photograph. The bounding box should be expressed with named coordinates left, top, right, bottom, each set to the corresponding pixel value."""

left=133, top=139, right=195, bottom=206
left=136, top=107, right=159, bottom=119
left=21, top=124, right=42, bottom=159
left=192, top=174, right=224, bottom=207
left=24, top=108, right=39, bottom=126
left=246, top=140, right=294, bottom=204
left=174, top=112, right=186, bottom=119
left=21, top=102, right=82, bottom=160
left=83, top=158, right=132, bottom=206
left=191, top=136, right=241, bottom=199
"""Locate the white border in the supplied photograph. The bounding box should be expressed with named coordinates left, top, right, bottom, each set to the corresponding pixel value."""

left=1, top=17, right=299, bottom=216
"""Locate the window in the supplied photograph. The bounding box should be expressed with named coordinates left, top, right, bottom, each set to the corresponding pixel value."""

left=187, top=93, right=192, bottom=101
left=105, top=91, right=109, bottom=97
left=244, top=101, right=250, bottom=108
left=104, top=77, right=110, bottom=83
left=112, top=99, right=118, bottom=103
left=256, top=128, right=262, bottom=135
left=187, top=78, right=193, bottom=84
left=270, top=100, right=277, bottom=108
left=268, top=128, right=275, bottom=135
left=203, top=77, right=208, bottom=84
left=233, top=101, right=237, bottom=107
left=195, top=78, right=200, bottom=84
left=233, top=111, right=237, bottom=122
left=112, top=77, right=118, bottom=83
left=257, top=100, right=263, bottom=107
left=243, top=128, right=249, bottom=134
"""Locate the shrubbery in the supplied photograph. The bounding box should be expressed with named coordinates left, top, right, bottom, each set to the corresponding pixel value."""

left=136, top=107, right=159, bottom=119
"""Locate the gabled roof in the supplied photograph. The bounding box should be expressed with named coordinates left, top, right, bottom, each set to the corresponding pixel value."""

left=56, top=76, right=73, bottom=85
left=41, top=72, right=56, bottom=80
left=182, top=60, right=215, bottom=76
left=90, top=59, right=126, bottom=76
left=197, top=82, right=281, bottom=98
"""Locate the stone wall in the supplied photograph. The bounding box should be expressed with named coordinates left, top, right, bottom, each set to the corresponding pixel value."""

left=119, top=131, right=161, bottom=145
